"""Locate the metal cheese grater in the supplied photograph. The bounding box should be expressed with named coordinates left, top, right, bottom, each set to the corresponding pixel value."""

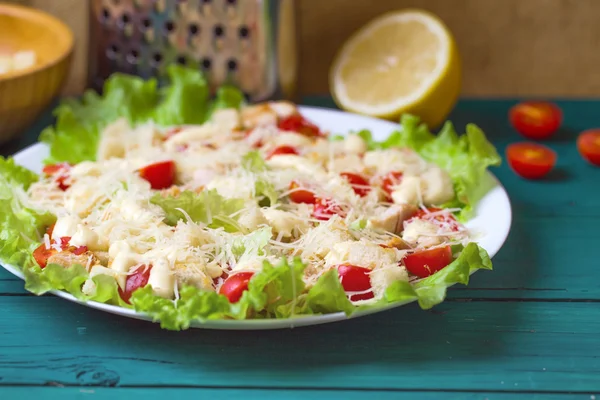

left=88, top=0, right=298, bottom=102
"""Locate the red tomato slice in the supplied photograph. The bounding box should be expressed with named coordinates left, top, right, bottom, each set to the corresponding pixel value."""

left=43, top=163, right=72, bottom=191
left=380, top=171, right=404, bottom=198
left=403, top=246, right=453, bottom=278
left=139, top=160, right=176, bottom=190
left=119, top=265, right=152, bottom=304
left=278, top=115, right=324, bottom=137
left=219, top=272, right=254, bottom=303
left=33, top=244, right=56, bottom=269
left=336, top=264, right=374, bottom=301
left=266, top=145, right=299, bottom=160
left=312, top=197, right=346, bottom=221
left=509, top=101, right=562, bottom=140
left=340, top=172, right=371, bottom=197
left=506, top=142, right=557, bottom=179
left=577, top=130, right=600, bottom=166
left=289, top=180, right=317, bottom=204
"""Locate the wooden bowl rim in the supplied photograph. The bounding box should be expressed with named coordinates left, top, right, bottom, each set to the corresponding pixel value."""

left=0, top=3, right=75, bottom=82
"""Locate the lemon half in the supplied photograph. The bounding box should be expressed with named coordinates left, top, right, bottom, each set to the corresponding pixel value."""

left=330, top=9, right=461, bottom=128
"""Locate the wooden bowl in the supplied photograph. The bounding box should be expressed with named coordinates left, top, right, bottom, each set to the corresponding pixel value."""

left=0, top=3, right=74, bottom=145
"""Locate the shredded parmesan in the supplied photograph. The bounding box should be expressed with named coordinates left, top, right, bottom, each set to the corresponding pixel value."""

left=24, top=102, right=470, bottom=302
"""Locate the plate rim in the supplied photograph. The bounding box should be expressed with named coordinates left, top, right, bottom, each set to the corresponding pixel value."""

left=2, top=105, right=512, bottom=330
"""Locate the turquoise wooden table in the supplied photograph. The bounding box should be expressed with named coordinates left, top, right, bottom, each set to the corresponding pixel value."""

left=1, top=97, right=599, bottom=400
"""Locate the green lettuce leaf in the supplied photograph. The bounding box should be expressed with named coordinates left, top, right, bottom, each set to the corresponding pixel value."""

left=23, top=261, right=130, bottom=307
left=151, top=65, right=210, bottom=126
left=40, top=65, right=245, bottom=165
left=239, top=258, right=307, bottom=318
left=304, top=269, right=354, bottom=315
left=0, top=158, right=55, bottom=265
left=208, top=84, right=247, bottom=115
left=150, top=189, right=245, bottom=231
left=360, top=114, right=501, bottom=219
left=131, top=285, right=232, bottom=330
left=241, top=151, right=279, bottom=206
left=231, top=227, right=272, bottom=257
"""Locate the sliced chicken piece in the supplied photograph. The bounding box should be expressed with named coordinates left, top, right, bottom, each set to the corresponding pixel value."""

left=95, top=251, right=110, bottom=266
left=241, top=103, right=278, bottom=128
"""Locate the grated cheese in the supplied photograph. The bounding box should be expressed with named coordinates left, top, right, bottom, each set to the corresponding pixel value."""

left=24, top=102, right=470, bottom=301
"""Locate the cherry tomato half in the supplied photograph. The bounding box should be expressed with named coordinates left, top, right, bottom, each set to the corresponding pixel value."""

left=380, top=171, right=404, bottom=200
left=32, top=243, right=56, bottom=269
left=266, top=145, right=299, bottom=160
left=337, top=264, right=374, bottom=301
left=312, top=197, right=346, bottom=221
left=289, top=180, right=317, bottom=204
left=506, top=142, right=557, bottom=180
left=509, top=101, right=562, bottom=140
left=577, top=130, right=600, bottom=166
left=43, top=163, right=72, bottom=191
left=32, top=237, right=87, bottom=269
left=139, top=160, right=176, bottom=190
left=119, top=265, right=152, bottom=304
left=278, top=115, right=324, bottom=138
left=403, top=246, right=453, bottom=278
left=340, top=172, right=371, bottom=197
left=219, top=272, right=254, bottom=303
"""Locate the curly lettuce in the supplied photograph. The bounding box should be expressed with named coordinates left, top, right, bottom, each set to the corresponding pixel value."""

left=39, top=65, right=246, bottom=165
left=241, top=151, right=279, bottom=206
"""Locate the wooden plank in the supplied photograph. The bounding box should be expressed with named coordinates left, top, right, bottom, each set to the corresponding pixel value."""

left=0, top=387, right=594, bottom=400
left=1, top=297, right=600, bottom=392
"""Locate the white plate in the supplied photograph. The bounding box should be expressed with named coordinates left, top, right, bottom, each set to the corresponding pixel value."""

left=1, top=106, right=512, bottom=330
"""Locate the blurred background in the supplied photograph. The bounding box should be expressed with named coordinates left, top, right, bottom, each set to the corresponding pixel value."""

left=7, top=0, right=600, bottom=97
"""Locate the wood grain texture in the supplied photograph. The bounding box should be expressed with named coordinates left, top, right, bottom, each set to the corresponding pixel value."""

left=0, top=388, right=595, bottom=400
left=1, top=297, right=600, bottom=392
